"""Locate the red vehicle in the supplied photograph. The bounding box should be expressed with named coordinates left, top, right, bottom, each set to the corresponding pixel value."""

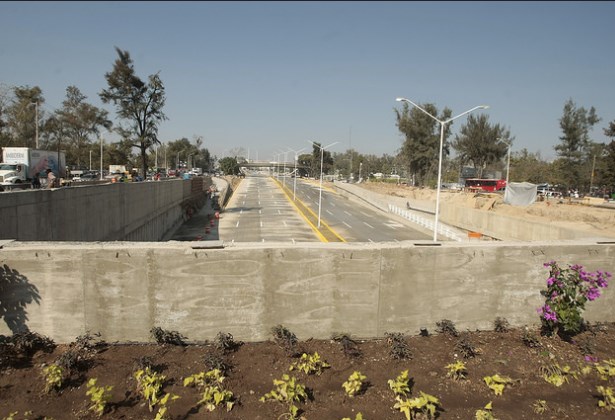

left=464, top=178, right=506, bottom=192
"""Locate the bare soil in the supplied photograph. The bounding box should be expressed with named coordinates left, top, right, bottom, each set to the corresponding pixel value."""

left=1, top=324, right=615, bottom=420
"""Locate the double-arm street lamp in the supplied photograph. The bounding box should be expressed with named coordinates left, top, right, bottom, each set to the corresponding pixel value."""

left=288, top=147, right=306, bottom=201
left=308, top=140, right=338, bottom=228
left=396, top=97, right=489, bottom=241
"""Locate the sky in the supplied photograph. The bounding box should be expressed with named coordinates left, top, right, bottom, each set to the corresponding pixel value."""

left=1, top=1, right=614, bottom=162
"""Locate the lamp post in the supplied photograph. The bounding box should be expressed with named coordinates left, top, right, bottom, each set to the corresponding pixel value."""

left=308, top=140, right=338, bottom=228
left=497, top=137, right=512, bottom=187
left=99, top=135, right=104, bottom=180
left=396, top=98, right=489, bottom=241
left=359, top=162, right=363, bottom=182
left=288, top=147, right=306, bottom=200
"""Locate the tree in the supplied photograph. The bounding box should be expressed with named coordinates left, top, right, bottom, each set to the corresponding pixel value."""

left=219, top=156, right=240, bottom=175
left=311, top=142, right=334, bottom=179
left=555, top=99, right=600, bottom=188
left=100, top=47, right=167, bottom=178
left=54, top=86, right=112, bottom=167
left=297, top=153, right=314, bottom=177
left=395, top=101, right=452, bottom=186
left=452, top=114, right=511, bottom=179
left=5, top=86, right=45, bottom=148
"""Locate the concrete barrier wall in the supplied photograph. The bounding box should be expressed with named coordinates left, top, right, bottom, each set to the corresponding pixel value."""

left=0, top=177, right=212, bottom=242
left=1, top=240, right=613, bottom=343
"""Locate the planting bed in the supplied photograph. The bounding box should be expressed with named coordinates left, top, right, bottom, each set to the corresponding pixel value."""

left=1, top=323, right=615, bottom=419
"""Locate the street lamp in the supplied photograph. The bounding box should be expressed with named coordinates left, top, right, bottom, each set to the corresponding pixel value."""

left=497, top=137, right=512, bottom=188
left=288, top=147, right=306, bottom=200
left=308, top=140, right=339, bottom=228
left=396, top=97, right=489, bottom=241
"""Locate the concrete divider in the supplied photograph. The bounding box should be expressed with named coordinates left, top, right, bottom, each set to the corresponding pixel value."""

left=1, top=240, right=613, bottom=343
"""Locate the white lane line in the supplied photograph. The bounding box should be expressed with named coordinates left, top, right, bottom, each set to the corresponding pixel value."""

left=343, top=221, right=352, bottom=228
left=292, top=238, right=296, bottom=244
left=368, top=238, right=374, bottom=243
left=260, top=221, right=263, bottom=228
left=262, top=238, right=265, bottom=242
left=330, top=203, right=336, bottom=207
left=364, top=222, right=374, bottom=229
left=236, top=221, right=240, bottom=227
left=326, top=210, right=333, bottom=215
left=242, top=201, right=245, bottom=205
left=259, top=209, right=262, bottom=214
left=278, top=210, right=281, bottom=214
left=344, top=211, right=352, bottom=216
left=240, top=209, right=243, bottom=215
left=283, top=220, right=288, bottom=227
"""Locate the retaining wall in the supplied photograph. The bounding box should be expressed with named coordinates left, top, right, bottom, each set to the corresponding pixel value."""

left=1, top=240, right=613, bottom=343
left=0, top=177, right=212, bottom=242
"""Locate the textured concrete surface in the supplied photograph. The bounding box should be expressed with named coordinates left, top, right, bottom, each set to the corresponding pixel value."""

left=1, top=240, right=613, bottom=343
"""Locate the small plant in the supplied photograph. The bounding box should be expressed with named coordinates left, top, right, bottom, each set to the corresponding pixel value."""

left=150, top=327, right=187, bottom=346
left=455, top=336, right=481, bottom=359
left=540, top=363, right=574, bottom=387
left=577, top=337, right=596, bottom=355
left=86, top=377, right=114, bottom=416
left=393, top=391, right=441, bottom=420
left=271, top=325, right=299, bottom=354
left=596, top=386, right=615, bottom=411
left=332, top=333, right=362, bottom=358
left=532, top=399, right=548, bottom=414
left=214, top=331, right=243, bottom=353
left=184, top=369, right=234, bottom=412
left=134, top=366, right=166, bottom=411
left=154, top=392, right=180, bottom=420
left=42, top=363, right=64, bottom=393
left=342, top=371, right=367, bottom=397
left=493, top=317, right=510, bottom=333
left=260, top=374, right=307, bottom=420
left=475, top=401, right=496, bottom=420
left=385, top=332, right=413, bottom=360
left=203, top=351, right=230, bottom=374
left=387, top=369, right=411, bottom=397
left=436, top=319, right=459, bottom=337
left=289, top=352, right=331, bottom=375
left=341, top=414, right=364, bottom=420
left=538, top=261, right=610, bottom=336
left=2, top=411, right=34, bottom=420
left=483, top=374, right=513, bottom=396
left=595, top=359, right=615, bottom=380
left=446, top=360, right=468, bottom=381
left=521, top=328, right=541, bottom=348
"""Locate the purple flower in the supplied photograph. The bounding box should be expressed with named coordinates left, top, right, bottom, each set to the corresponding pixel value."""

left=586, top=287, right=601, bottom=301
left=538, top=304, right=557, bottom=322
left=584, top=355, right=598, bottom=363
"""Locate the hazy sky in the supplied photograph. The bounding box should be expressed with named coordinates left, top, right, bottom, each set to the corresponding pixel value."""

left=1, top=1, right=614, bottom=162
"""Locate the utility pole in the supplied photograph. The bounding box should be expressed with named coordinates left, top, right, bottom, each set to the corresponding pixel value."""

left=29, top=102, right=39, bottom=148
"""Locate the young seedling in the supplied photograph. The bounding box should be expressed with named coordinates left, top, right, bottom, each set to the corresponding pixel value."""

left=393, top=391, right=441, bottom=419
left=540, top=363, right=574, bottom=387
left=596, top=386, right=615, bottom=411
left=445, top=360, right=468, bottom=381
left=134, top=366, right=166, bottom=412
left=260, top=374, right=307, bottom=420
left=475, top=401, right=496, bottom=420
left=86, top=378, right=114, bottom=416
left=42, top=364, right=64, bottom=393
left=483, top=374, right=513, bottom=396
left=183, top=369, right=234, bottom=412
left=387, top=370, right=411, bottom=397
left=342, top=371, right=367, bottom=397
left=289, top=352, right=331, bottom=376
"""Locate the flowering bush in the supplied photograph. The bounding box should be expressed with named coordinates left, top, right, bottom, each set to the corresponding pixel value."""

left=538, top=261, right=611, bottom=336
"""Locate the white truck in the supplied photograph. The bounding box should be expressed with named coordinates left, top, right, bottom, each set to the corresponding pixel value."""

left=0, top=147, right=66, bottom=190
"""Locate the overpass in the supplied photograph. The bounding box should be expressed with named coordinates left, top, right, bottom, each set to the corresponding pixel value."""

left=1, top=177, right=614, bottom=343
